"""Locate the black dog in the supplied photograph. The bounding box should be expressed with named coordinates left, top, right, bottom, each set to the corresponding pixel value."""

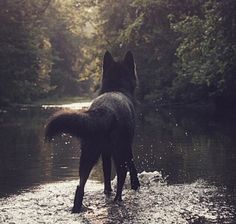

left=45, top=51, right=140, bottom=213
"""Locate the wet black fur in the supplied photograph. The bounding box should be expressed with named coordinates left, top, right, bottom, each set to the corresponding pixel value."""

left=45, top=51, right=140, bottom=213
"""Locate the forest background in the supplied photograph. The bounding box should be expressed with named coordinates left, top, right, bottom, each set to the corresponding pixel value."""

left=1, top=0, right=236, bottom=110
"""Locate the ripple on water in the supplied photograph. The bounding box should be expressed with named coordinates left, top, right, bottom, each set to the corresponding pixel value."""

left=0, top=171, right=235, bottom=224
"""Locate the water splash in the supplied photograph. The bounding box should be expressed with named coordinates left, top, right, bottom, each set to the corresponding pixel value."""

left=0, top=172, right=235, bottom=223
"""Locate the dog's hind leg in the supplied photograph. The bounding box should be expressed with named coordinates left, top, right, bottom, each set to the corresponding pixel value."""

left=129, top=161, right=140, bottom=190
left=126, top=146, right=140, bottom=190
left=113, top=155, right=127, bottom=202
left=102, top=151, right=112, bottom=195
left=72, top=144, right=100, bottom=213
left=128, top=158, right=140, bottom=190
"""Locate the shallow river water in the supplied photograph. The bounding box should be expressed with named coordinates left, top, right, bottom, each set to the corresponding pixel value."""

left=0, top=102, right=236, bottom=223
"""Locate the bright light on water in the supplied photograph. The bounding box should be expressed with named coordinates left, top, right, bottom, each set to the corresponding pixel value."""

left=0, top=172, right=235, bottom=224
left=42, top=102, right=91, bottom=110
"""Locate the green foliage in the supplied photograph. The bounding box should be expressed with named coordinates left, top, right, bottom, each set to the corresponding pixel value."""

left=172, top=0, right=236, bottom=103
left=0, top=0, right=96, bottom=105
left=0, top=0, right=50, bottom=104
left=93, top=0, right=236, bottom=107
left=1, top=0, right=235, bottom=109
left=94, top=0, right=179, bottom=103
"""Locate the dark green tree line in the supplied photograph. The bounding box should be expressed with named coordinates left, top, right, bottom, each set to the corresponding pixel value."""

left=0, top=0, right=94, bottom=105
left=0, top=0, right=50, bottom=104
left=172, top=0, right=236, bottom=106
left=91, top=0, right=236, bottom=108
left=1, top=0, right=235, bottom=109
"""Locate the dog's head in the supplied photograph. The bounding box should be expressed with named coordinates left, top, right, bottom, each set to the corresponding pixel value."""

left=100, top=51, right=137, bottom=96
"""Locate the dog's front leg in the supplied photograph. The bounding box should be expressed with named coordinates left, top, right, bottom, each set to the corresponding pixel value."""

left=72, top=185, right=84, bottom=213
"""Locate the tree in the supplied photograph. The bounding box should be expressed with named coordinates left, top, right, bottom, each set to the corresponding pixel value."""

left=1, top=0, right=235, bottom=109
left=171, top=0, right=236, bottom=106
left=0, top=0, right=51, bottom=104
left=93, top=0, right=179, bottom=105
left=0, top=0, right=97, bottom=104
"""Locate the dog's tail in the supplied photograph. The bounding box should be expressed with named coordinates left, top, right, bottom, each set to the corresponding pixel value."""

left=45, top=109, right=114, bottom=141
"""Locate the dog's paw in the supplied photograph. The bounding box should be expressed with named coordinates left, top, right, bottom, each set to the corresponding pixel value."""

left=114, top=195, right=122, bottom=202
left=131, top=179, right=140, bottom=190
left=114, top=197, right=123, bottom=206
left=104, top=188, right=112, bottom=196
left=71, top=204, right=91, bottom=213
left=71, top=206, right=81, bottom=213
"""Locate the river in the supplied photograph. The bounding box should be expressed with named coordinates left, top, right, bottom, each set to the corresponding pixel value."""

left=0, top=102, right=235, bottom=223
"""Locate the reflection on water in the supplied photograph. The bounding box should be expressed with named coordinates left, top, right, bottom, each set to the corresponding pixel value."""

left=135, top=108, right=236, bottom=189
left=0, top=103, right=236, bottom=220
left=135, top=107, right=236, bottom=192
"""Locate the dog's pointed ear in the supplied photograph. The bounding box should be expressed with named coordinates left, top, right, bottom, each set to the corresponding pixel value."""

left=103, top=51, right=113, bottom=72
left=124, top=51, right=135, bottom=70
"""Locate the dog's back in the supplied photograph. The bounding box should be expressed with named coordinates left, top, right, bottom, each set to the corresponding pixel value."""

left=90, top=91, right=135, bottom=140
